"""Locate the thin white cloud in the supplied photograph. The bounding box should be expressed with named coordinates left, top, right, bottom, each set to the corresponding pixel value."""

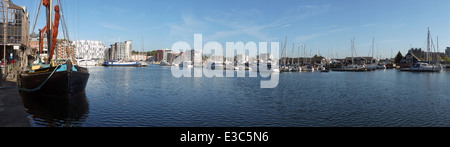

left=280, top=24, right=291, bottom=29
left=169, top=3, right=332, bottom=43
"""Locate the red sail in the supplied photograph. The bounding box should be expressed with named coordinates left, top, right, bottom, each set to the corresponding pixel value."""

left=39, top=26, right=46, bottom=54
left=40, top=0, right=60, bottom=63
left=48, top=5, right=60, bottom=62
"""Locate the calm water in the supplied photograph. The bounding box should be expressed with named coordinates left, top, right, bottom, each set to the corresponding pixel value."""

left=21, top=65, right=450, bottom=127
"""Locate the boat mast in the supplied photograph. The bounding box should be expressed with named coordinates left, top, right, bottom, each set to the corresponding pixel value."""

left=281, top=36, right=287, bottom=66
left=291, top=43, right=294, bottom=66
left=47, top=0, right=53, bottom=63
left=427, top=27, right=430, bottom=64
left=351, top=37, right=354, bottom=65
left=303, top=45, right=306, bottom=64
left=297, top=46, right=301, bottom=66
left=372, top=37, right=374, bottom=63
left=437, top=36, right=439, bottom=52
left=284, top=37, right=287, bottom=65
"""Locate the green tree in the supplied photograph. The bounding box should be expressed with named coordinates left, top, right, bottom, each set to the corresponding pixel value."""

left=444, top=56, right=450, bottom=63
left=394, top=51, right=403, bottom=64
left=147, top=50, right=157, bottom=56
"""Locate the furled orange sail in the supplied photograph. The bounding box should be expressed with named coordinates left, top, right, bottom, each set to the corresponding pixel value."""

left=39, top=26, right=46, bottom=54
left=40, top=0, right=60, bottom=62
left=48, top=5, right=60, bottom=62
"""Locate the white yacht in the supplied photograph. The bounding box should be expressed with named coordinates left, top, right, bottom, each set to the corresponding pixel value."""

left=407, top=62, right=442, bottom=72
left=366, top=64, right=377, bottom=70
left=376, top=63, right=386, bottom=69
left=300, top=65, right=315, bottom=72
left=76, top=59, right=98, bottom=67
left=139, top=61, right=148, bottom=67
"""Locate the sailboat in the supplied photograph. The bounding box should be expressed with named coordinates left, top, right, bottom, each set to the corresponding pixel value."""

left=365, top=37, right=377, bottom=71
left=332, top=37, right=367, bottom=71
left=290, top=44, right=301, bottom=72
left=401, top=28, right=442, bottom=72
left=280, top=37, right=290, bottom=72
left=139, top=36, right=148, bottom=67
left=18, top=0, right=89, bottom=96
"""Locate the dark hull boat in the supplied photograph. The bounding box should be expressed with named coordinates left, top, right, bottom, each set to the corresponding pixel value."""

left=18, top=60, right=89, bottom=97
left=18, top=0, right=89, bottom=97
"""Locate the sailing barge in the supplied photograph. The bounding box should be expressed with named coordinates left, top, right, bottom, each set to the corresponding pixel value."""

left=18, top=0, right=89, bottom=96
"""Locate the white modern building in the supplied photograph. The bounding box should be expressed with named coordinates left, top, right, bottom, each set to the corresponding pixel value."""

left=125, top=40, right=132, bottom=60
left=106, top=40, right=132, bottom=61
left=74, top=40, right=106, bottom=60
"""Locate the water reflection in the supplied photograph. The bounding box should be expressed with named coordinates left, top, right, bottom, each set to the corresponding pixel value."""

left=20, top=91, right=89, bottom=127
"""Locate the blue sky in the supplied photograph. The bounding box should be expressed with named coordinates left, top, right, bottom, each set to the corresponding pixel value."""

left=18, top=0, right=450, bottom=58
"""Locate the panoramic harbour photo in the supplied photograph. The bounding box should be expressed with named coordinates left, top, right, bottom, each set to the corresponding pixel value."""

left=1, top=0, right=450, bottom=132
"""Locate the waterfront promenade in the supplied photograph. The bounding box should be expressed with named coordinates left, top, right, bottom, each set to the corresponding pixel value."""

left=0, top=70, right=30, bottom=127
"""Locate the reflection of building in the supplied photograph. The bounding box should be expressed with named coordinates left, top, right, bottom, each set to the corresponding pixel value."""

left=0, top=0, right=30, bottom=66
